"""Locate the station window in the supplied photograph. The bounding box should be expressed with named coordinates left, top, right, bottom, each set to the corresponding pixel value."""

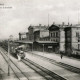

left=78, top=44, right=80, bottom=50
left=56, top=32, right=58, bottom=37
left=78, top=39, right=80, bottom=42
left=51, top=33, right=52, bottom=37
left=53, top=33, right=55, bottom=37
left=76, top=32, right=79, bottom=37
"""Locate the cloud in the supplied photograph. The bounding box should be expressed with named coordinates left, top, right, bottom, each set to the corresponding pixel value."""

left=37, top=5, right=53, bottom=11
left=0, top=0, right=80, bottom=39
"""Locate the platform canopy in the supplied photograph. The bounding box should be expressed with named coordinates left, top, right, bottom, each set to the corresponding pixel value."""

left=33, top=41, right=58, bottom=45
left=15, top=40, right=33, bottom=44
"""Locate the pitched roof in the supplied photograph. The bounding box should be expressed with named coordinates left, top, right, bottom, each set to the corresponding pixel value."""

left=15, top=40, right=33, bottom=44
left=28, top=24, right=48, bottom=32
left=36, top=41, right=58, bottom=44
left=48, top=24, right=59, bottom=31
left=19, top=32, right=28, bottom=35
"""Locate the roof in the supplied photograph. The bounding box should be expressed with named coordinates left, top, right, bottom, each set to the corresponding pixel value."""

left=48, top=24, right=59, bottom=31
left=34, top=41, right=58, bottom=44
left=28, top=24, right=48, bottom=32
left=19, top=32, right=28, bottom=35
left=34, top=29, right=49, bottom=33
left=48, top=23, right=70, bottom=31
left=15, top=40, right=33, bottom=44
left=64, top=24, right=80, bottom=29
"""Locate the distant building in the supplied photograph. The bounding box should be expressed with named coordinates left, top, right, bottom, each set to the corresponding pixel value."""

left=28, top=24, right=48, bottom=41
left=65, top=24, right=80, bottom=56
left=18, top=24, right=49, bottom=51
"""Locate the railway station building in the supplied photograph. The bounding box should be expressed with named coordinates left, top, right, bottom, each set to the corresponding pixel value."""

left=17, top=23, right=80, bottom=55
left=17, top=24, right=50, bottom=51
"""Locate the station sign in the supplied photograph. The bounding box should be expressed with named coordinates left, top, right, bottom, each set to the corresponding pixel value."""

left=48, top=46, right=52, bottom=48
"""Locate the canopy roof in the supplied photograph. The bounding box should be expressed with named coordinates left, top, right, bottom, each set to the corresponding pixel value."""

left=34, top=41, right=58, bottom=44
left=15, top=40, right=33, bottom=44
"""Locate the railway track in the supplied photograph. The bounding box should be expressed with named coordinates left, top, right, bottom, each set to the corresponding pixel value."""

left=29, top=52, right=80, bottom=75
left=0, top=47, right=47, bottom=80
left=0, top=52, right=20, bottom=80
left=0, top=47, right=29, bottom=80
left=0, top=47, right=67, bottom=80
left=22, top=58, right=67, bottom=80
left=0, top=68, right=3, bottom=80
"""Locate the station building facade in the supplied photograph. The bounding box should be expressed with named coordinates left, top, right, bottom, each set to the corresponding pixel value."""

left=17, top=23, right=80, bottom=55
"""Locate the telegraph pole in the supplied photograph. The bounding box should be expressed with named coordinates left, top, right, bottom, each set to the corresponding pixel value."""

left=8, top=39, right=10, bottom=76
left=8, top=35, right=13, bottom=76
left=68, top=16, right=69, bottom=24
left=43, top=44, right=44, bottom=52
left=48, top=13, right=49, bottom=27
left=78, top=9, right=79, bottom=24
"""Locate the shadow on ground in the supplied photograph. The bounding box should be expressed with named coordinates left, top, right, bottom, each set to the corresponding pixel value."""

left=10, top=53, right=18, bottom=59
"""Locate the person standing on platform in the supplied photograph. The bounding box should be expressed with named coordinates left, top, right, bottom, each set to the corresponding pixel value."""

left=60, top=51, right=63, bottom=59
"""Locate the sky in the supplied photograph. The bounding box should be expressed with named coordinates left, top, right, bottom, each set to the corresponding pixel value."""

left=0, top=0, right=80, bottom=40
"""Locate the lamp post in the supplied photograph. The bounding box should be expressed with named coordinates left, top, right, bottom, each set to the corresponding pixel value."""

left=43, top=44, right=44, bottom=52
left=8, top=35, right=13, bottom=76
left=32, top=43, right=33, bottom=51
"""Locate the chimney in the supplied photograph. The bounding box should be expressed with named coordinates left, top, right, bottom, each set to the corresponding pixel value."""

left=53, top=22, right=55, bottom=25
left=62, top=22, right=65, bottom=26
left=68, top=22, right=69, bottom=26
left=70, top=24, right=72, bottom=26
left=39, top=24, right=41, bottom=26
left=19, top=33, right=21, bottom=40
